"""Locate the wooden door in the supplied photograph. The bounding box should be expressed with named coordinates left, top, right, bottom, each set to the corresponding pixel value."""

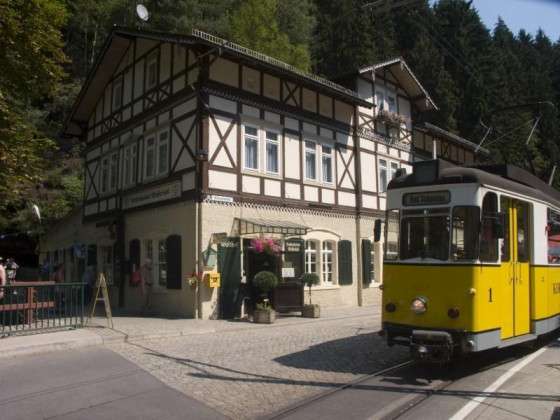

left=218, top=238, right=241, bottom=319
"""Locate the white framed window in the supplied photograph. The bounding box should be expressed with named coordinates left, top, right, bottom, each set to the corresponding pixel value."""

left=390, top=161, right=399, bottom=180
left=143, top=239, right=154, bottom=287
left=379, top=159, right=388, bottom=192
left=123, top=143, right=137, bottom=188
left=265, top=130, right=279, bottom=174
left=146, top=52, right=158, bottom=90
left=101, top=156, right=110, bottom=194
left=305, top=240, right=318, bottom=274
left=379, top=159, right=399, bottom=192
left=321, top=241, right=334, bottom=285
left=321, top=145, right=333, bottom=184
left=101, top=245, right=113, bottom=285
left=305, top=141, right=317, bottom=180
left=244, top=125, right=259, bottom=170
left=370, top=245, right=376, bottom=283
left=109, top=152, right=118, bottom=191
left=387, top=94, right=397, bottom=113
left=145, top=135, right=156, bottom=179
left=157, top=130, right=169, bottom=175
left=375, top=91, right=385, bottom=110
left=112, top=76, right=123, bottom=110
left=158, top=239, right=167, bottom=287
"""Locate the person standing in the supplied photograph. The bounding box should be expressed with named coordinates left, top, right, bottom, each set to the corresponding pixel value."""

left=141, top=258, right=153, bottom=314
left=0, top=258, right=6, bottom=301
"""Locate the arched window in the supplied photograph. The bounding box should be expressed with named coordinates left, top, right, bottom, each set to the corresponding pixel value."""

left=321, top=241, right=335, bottom=285
left=305, top=240, right=318, bottom=274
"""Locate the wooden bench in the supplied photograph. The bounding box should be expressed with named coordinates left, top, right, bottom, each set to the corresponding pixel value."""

left=0, top=281, right=56, bottom=324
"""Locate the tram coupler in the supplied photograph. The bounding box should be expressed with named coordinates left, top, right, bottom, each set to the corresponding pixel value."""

left=410, top=330, right=454, bottom=364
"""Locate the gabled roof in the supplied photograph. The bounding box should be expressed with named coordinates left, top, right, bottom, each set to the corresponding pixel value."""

left=64, top=27, right=372, bottom=137
left=359, top=57, right=437, bottom=112
left=421, top=122, right=490, bottom=156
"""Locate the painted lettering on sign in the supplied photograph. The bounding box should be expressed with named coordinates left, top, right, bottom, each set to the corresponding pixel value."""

left=123, top=181, right=181, bottom=209
left=403, top=190, right=450, bottom=206
left=220, top=241, right=238, bottom=248
left=553, top=283, right=560, bottom=294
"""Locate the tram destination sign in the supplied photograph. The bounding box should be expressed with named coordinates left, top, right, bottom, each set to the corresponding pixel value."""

left=403, top=190, right=450, bottom=206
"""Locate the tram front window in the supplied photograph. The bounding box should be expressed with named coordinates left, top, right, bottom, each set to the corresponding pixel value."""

left=399, top=208, right=450, bottom=261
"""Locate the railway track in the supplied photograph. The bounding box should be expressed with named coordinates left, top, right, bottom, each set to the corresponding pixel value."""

left=267, top=340, right=547, bottom=420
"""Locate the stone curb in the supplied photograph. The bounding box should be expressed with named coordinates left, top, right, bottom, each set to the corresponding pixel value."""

left=0, top=309, right=380, bottom=359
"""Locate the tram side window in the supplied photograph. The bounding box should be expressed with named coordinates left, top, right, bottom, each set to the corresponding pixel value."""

left=480, top=193, right=499, bottom=262
left=500, top=197, right=510, bottom=262
left=547, top=209, right=560, bottom=264
left=517, top=202, right=530, bottom=262
left=452, top=207, right=480, bottom=261
left=384, top=210, right=400, bottom=260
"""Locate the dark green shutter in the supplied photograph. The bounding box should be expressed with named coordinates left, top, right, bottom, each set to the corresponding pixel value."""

left=338, top=240, right=353, bottom=285
left=362, top=239, right=372, bottom=285
left=166, top=235, right=182, bottom=289
left=129, top=239, right=140, bottom=273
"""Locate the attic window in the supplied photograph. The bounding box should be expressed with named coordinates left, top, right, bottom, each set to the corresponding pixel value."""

left=112, top=76, right=123, bottom=110
left=147, top=52, right=158, bottom=89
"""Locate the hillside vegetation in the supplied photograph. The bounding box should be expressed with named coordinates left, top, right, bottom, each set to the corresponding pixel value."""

left=1, top=0, right=559, bottom=234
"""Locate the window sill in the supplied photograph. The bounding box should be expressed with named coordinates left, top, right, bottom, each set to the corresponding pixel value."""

left=303, top=179, right=332, bottom=188
left=311, top=284, right=340, bottom=291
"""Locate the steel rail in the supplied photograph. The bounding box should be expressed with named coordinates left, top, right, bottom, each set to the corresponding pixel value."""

left=265, top=359, right=415, bottom=419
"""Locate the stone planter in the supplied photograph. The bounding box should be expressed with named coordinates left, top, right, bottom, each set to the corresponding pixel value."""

left=302, top=304, right=320, bottom=318
left=253, top=309, right=276, bottom=324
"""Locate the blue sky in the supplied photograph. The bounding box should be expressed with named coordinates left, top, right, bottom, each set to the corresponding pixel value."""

left=430, top=0, right=560, bottom=41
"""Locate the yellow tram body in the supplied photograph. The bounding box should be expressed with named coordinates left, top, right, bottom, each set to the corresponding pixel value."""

left=381, top=160, right=560, bottom=361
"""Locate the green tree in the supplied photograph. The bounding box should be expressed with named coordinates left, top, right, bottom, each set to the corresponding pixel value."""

left=230, top=0, right=311, bottom=71
left=313, top=0, right=378, bottom=78
left=0, top=0, right=68, bottom=210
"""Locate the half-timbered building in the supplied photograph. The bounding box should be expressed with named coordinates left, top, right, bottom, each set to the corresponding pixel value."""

left=42, top=28, right=484, bottom=319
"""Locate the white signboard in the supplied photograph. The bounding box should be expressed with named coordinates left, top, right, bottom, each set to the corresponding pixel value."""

left=123, top=181, right=181, bottom=209
left=282, top=267, right=295, bottom=278
left=208, top=194, right=234, bottom=203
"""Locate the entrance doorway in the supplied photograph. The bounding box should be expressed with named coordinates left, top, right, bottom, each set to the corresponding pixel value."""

left=500, top=196, right=531, bottom=338
left=218, top=237, right=241, bottom=319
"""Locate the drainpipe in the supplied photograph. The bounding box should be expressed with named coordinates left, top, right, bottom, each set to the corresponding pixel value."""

left=196, top=200, right=203, bottom=319
left=353, top=105, right=363, bottom=307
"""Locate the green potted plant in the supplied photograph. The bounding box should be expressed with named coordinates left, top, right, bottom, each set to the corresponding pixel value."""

left=301, top=273, right=321, bottom=318
left=252, top=271, right=278, bottom=324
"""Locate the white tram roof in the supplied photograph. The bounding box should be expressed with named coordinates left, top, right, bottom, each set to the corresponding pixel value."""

left=388, top=159, right=560, bottom=208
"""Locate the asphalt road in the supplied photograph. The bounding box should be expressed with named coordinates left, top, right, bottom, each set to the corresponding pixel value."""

left=269, top=337, right=560, bottom=420
left=0, top=346, right=227, bottom=420
left=1, top=335, right=558, bottom=420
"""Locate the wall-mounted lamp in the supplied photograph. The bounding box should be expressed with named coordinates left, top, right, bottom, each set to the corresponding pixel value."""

left=196, top=149, right=209, bottom=161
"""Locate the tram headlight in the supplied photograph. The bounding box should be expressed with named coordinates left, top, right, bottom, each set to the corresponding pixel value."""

left=410, top=297, right=427, bottom=314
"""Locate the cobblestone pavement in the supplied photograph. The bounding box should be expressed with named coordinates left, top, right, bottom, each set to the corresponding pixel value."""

left=108, top=306, right=409, bottom=419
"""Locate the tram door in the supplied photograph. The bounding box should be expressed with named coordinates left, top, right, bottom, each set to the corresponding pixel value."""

left=501, top=197, right=531, bottom=338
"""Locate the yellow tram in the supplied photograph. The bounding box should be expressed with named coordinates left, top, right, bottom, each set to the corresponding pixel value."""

left=380, top=160, right=560, bottom=362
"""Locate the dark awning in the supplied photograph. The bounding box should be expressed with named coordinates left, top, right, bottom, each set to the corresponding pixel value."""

left=235, top=218, right=309, bottom=236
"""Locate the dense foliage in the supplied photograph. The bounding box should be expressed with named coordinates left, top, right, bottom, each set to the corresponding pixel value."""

left=2, top=0, right=560, bottom=236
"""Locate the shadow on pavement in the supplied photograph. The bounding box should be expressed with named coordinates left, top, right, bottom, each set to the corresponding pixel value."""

left=124, top=331, right=560, bottom=406
left=273, top=332, right=398, bottom=375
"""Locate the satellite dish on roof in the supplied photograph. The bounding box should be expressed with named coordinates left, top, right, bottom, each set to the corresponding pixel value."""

left=136, top=4, right=150, bottom=22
